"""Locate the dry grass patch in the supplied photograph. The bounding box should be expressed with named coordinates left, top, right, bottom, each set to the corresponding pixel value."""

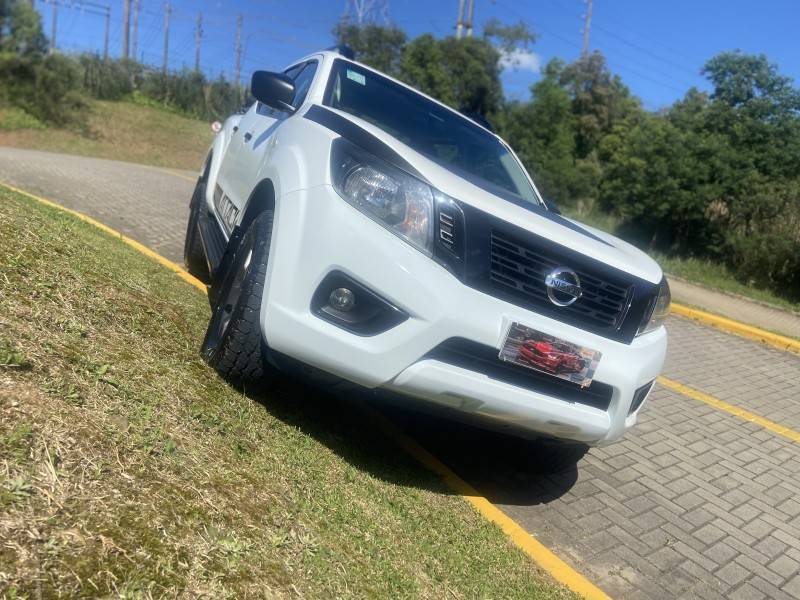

left=0, top=100, right=212, bottom=170
left=0, top=187, right=574, bottom=598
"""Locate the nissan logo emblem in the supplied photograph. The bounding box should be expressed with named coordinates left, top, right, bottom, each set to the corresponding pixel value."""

left=545, top=267, right=582, bottom=307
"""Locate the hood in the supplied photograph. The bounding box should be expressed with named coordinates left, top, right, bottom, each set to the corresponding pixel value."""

left=317, top=107, right=663, bottom=285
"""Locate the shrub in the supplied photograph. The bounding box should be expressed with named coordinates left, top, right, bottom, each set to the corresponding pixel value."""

left=79, top=54, right=141, bottom=100
left=32, top=54, right=89, bottom=126
left=726, top=224, right=800, bottom=301
left=0, top=104, right=46, bottom=130
left=0, top=52, right=88, bottom=128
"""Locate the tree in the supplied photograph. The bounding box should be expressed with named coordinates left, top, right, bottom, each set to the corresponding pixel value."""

left=401, top=35, right=501, bottom=115
left=498, top=60, right=595, bottom=206
left=483, top=18, right=536, bottom=53
left=397, top=34, right=452, bottom=104
left=0, top=0, right=47, bottom=56
left=599, top=50, right=800, bottom=299
left=599, top=112, right=725, bottom=251
left=333, top=22, right=406, bottom=77
left=557, top=51, right=641, bottom=158
left=702, top=51, right=800, bottom=119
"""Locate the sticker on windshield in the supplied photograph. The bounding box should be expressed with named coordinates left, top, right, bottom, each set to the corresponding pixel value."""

left=346, top=69, right=366, bottom=86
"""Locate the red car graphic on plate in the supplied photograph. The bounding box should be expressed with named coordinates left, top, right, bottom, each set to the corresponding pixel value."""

left=518, top=340, right=587, bottom=375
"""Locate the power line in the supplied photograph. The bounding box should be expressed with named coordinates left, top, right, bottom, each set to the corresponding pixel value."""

left=493, top=0, right=692, bottom=95
left=591, top=22, right=698, bottom=77
left=545, top=0, right=698, bottom=76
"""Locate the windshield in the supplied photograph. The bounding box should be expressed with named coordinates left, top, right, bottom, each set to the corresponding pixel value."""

left=323, top=59, right=539, bottom=205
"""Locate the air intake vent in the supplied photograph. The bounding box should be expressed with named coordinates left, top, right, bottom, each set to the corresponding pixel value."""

left=439, top=210, right=455, bottom=250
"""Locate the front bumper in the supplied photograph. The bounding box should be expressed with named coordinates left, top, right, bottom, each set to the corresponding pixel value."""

left=260, top=184, right=667, bottom=445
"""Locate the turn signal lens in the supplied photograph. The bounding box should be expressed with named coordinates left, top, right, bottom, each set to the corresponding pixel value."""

left=637, top=278, right=671, bottom=336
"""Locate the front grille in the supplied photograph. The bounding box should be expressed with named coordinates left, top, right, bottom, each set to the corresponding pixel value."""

left=426, top=338, right=613, bottom=411
left=489, top=229, right=633, bottom=331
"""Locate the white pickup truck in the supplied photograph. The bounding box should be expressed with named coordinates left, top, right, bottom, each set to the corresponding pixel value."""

left=184, top=47, right=669, bottom=457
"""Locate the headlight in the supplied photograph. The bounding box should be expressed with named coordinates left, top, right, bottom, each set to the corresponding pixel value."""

left=331, top=138, right=433, bottom=255
left=637, top=277, right=671, bottom=336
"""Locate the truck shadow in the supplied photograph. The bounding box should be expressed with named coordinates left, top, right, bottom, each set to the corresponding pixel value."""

left=240, top=373, right=580, bottom=508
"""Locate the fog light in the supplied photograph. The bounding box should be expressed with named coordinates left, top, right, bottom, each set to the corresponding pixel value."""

left=329, top=287, right=356, bottom=312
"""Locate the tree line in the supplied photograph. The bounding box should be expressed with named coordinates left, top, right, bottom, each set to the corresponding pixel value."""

left=0, top=0, right=244, bottom=127
left=337, top=22, right=800, bottom=302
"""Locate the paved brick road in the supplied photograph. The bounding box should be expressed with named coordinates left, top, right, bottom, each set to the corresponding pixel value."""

left=0, top=147, right=196, bottom=260
left=2, top=147, right=800, bottom=599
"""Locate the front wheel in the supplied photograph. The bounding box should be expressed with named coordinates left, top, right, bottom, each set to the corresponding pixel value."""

left=201, top=211, right=276, bottom=384
left=184, top=178, right=210, bottom=283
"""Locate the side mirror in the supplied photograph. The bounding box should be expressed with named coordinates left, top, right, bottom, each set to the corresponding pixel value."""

left=543, top=198, right=561, bottom=214
left=251, top=71, right=296, bottom=114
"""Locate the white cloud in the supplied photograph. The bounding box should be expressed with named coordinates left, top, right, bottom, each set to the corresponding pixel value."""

left=499, top=48, right=542, bottom=74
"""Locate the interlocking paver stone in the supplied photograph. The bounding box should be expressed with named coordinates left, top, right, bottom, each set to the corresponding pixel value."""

left=3, top=146, right=800, bottom=600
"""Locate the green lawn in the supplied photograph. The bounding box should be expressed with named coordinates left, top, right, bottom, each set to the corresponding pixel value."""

left=0, top=186, right=574, bottom=598
left=0, top=99, right=213, bottom=171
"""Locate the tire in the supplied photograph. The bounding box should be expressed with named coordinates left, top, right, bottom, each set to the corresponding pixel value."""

left=201, top=211, right=275, bottom=384
left=184, top=178, right=210, bottom=283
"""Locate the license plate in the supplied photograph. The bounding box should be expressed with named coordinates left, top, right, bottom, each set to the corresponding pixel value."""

left=499, top=323, right=602, bottom=387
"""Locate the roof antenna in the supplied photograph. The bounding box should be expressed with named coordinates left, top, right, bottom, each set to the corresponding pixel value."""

left=325, top=45, right=356, bottom=60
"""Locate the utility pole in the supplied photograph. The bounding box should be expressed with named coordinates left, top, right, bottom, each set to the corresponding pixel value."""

left=455, top=0, right=464, bottom=39
left=103, top=4, right=111, bottom=60
left=194, top=12, right=203, bottom=72
left=465, top=0, right=474, bottom=37
left=581, top=0, right=593, bottom=57
left=131, top=0, right=140, bottom=61
left=233, top=14, right=243, bottom=85
left=49, top=0, right=57, bottom=52
left=122, top=0, right=130, bottom=59
left=162, top=1, right=171, bottom=74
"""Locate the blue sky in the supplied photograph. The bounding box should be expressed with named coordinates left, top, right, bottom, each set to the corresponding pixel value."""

left=40, top=0, right=799, bottom=111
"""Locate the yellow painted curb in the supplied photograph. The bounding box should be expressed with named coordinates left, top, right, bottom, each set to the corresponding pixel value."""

left=144, top=164, right=199, bottom=183
left=671, top=303, right=800, bottom=355
left=364, top=406, right=612, bottom=600
left=2, top=181, right=606, bottom=599
left=657, top=376, right=800, bottom=445
left=1, top=181, right=207, bottom=293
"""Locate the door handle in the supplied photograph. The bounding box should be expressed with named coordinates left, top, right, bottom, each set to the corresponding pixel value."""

left=244, top=132, right=253, bottom=142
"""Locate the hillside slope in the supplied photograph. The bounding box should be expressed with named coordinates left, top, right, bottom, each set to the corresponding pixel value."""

left=0, top=100, right=214, bottom=171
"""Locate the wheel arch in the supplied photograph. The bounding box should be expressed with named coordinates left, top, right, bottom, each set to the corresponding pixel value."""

left=210, top=177, right=276, bottom=295
left=239, top=178, right=276, bottom=233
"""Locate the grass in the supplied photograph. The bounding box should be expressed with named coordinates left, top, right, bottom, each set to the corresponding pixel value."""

left=651, top=253, right=800, bottom=314
left=563, top=205, right=800, bottom=314
left=0, top=186, right=574, bottom=598
left=0, top=100, right=213, bottom=170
